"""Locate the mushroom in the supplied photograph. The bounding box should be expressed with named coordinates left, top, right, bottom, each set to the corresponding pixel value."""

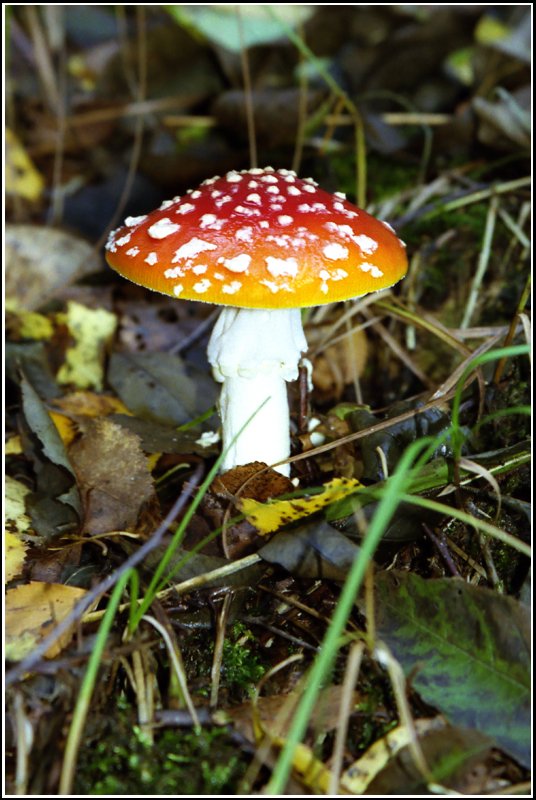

left=105, top=167, right=408, bottom=475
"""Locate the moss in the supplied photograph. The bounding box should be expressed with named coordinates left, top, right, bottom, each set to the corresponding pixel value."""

left=75, top=704, right=249, bottom=795
left=220, top=622, right=266, bottom=697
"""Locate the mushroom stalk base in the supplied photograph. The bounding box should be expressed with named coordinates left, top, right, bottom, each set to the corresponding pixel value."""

left=207, top=307, right=307, bottom=476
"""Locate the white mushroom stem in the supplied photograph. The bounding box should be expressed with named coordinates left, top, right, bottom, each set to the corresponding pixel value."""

left=207, top=307, right=307, bottom=476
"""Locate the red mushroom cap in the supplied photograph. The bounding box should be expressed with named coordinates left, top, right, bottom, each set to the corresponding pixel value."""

left=105, top=168, right=408, bottom=309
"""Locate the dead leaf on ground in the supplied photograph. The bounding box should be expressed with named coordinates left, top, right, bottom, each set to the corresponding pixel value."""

left=5, top=225, right=101, bottom=311
left=259, top=521, right=361, bottom=581
left=5, top=581, right=89, bottom=660
left=107, top=351, right=203, bottom=426
left=238, top=477, right=363, bottom=535
left=19, top=375, right=82, bottom=540
left=69, top=417, right=157, bottom=535
left=56, top=302, right=117, bottom=391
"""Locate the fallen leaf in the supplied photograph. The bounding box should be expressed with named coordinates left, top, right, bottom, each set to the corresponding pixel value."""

left=5, top=128, right=45, bottom=201
left=107, top=351, right=201, bottom=426
left=238, top=477, right=363, bottom=535
left=69, top=417, right=157, bottom=535
left=56, top=301, right=117, bottom=390
left=5, top=533, right=28, bottom=583
left=373, top=570, right=531, bottom=767
left=259, top=521, right=361, bottom=581
left=5, top=581, right=89, bottom=660
left=19, top=375, right=82, bottom=539
left=5, top=303, right=54, bottom=341
left=5, top=224, right=101, bottom=310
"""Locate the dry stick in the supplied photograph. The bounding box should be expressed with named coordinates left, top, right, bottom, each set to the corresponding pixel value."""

left=5, top=465, right=204, bottom=688
left=94, top=6, right=147, bottom=254
left=237, top=7, right=257, bottom=169
left=210, top=592, right=233, bottom=709
left=461, top=195, right=499, bottom=330
left=329, top=642, right=365, bottom=795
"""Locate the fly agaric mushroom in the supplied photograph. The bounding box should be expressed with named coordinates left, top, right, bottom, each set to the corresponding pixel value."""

left=105, top=167, right=408, bottom=476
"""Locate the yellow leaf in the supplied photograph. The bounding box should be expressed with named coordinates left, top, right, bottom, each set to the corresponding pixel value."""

left=340, top=717, right=445, bottom=793
left=5, top=435, right=23, bottom=455
left=5, top=300, right=54, bottom=340
left=5, top=476, right=33, bottom=536
left=237, top=477, right=362, bottom=535
left=49, top=411, right=78, bottom=446
left=5, top=128, right=45, bottom=202
left=56, top=302, right=117, bottom=390
left=5, top=532, right=28, bottom=583
left=5, top=582, right=89, bottom=660
left=52, top=390, right=131, bottom=418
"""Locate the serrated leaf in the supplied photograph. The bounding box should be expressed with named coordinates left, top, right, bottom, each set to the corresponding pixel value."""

left=373, top=571, right=531, bottom=766
left=238, top=477, right=363, bottom=535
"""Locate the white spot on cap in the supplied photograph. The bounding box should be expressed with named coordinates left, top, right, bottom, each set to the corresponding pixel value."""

left=302, top=184, right=316, bottom=193
left=360, top=262, right=384, bottom=278
left=176, top=203, right=196, bottom=215
left=200, top=213, right=220, bottom=229
left=354, top=234, right=378, bottom=254
left=125, top=215, right=147, bottom=227
left=260, top=174, right=279, bottom=184
left=266, top=185, right=280, bottom=194
left=235, top=205, right=260, bottom=216
left=320, top=283, right=329, bottom=294
left=323, top=243, right=349, bottom=260
left=173, top=284, right=184, bottom=296
left=266, top=256, right=298, bottom=278
left=148, top=218, right=181, bottom=239
left=235, top=227, right=254, bottom=243
left=172, top=238, right=216, bottom=261
left=334, top=201, right=358, bottom=218
left=278, top=215, right=293, bottom=226
left=287, top=185, right=301, bottom=196
left=115, top=233, right=132, bottom=247
left=202, top=176, right=219, bottom=185
left=215, top=195, right=232, bottom=207
left=126, top=247, right=140, bottom=257
left=260, top=279, right=294, bottom=294
left=246, top=193, right=261, bottom=205
left=334, top=191, right=346, bottom=199
left=222, top=254, right=251, bottom=273
left=193, top=264, right=207, bottom=275
left=159, top=199, right=174, bottom=211
left=165, top=266, right=184, bottom=278
left=222, top=281, right=242, bottom=294
left=248, top=180, right=259, bottom=188
left=145, top=252, right=158, bottom=265
left=331, top=268, right=348, bottom=281
left=190, top=190, right=202, bottom=199
left=193, top=278, right=212, bottom=293
left=259, top=221, right=269, bottom=229
left=248, top=167, right=264, bottom=175
left=226, top=172, right=243, bottom=182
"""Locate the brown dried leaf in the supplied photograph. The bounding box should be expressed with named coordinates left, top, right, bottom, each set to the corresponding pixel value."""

left=69, top=417, right=157, bottom=535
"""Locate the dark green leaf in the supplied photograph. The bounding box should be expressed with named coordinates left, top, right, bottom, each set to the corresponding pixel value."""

left=373, top=570, right=531, bottom=766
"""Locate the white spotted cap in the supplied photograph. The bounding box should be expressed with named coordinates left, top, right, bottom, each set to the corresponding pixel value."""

left=105, top=168, right=408, bottom=308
